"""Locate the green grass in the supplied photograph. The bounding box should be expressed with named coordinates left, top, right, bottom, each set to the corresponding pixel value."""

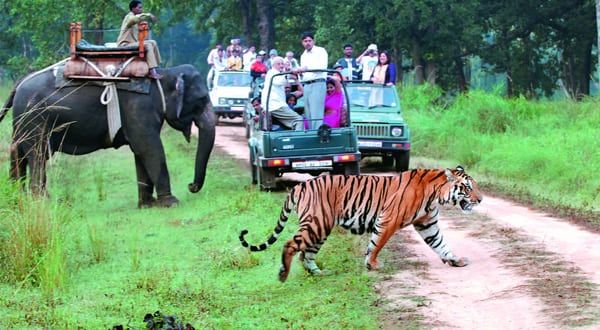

left=1, top=81, right=599, bottom=327
left=0, top=121, right=385, bottom=328
left=402, top=84, right=600, bottom=219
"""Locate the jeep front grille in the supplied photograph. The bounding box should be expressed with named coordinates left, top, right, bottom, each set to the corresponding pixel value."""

left=354, top=124, right=388, bottom=137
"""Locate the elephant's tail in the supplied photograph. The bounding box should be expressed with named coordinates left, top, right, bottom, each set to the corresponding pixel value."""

left=0, top=84, right=17, bottom=123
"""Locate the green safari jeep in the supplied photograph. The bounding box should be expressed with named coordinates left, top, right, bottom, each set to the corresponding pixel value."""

left=345, top=81, right=410, bottom=171
left=248, top=70, right=361, bottom=190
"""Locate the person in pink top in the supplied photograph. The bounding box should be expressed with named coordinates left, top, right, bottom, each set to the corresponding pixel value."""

left=323, top=77, right=344, bottom=128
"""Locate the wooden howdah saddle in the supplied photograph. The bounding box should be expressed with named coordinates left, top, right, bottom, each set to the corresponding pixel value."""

left=63, top=22, right=150, bottom=81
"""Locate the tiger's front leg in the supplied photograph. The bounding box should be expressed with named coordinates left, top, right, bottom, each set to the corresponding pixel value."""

left=413, top=216, right=468, bottom=267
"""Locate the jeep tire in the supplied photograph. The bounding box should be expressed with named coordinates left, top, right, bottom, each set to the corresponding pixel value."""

left=394, top=151, right=410, bottom=172
left=258, top=167, right=276, bottom=191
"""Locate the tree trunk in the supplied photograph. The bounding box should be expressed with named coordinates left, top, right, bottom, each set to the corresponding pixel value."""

left=426, top=62, right=436, bottom=84
left=597, top=0, right=600, bottom=83
left=506, top=70, right=514, bottom=98
left=397, top=51, right=403, bottom=84
left=240, top=0, right=253, bottom=46
left=256, top=0, right=275, bottom=51
left=455, top=57, right=468, bottom=92
left=580, top=40, right=592, bottom=98
left=411, top=38, right=424, bottom=84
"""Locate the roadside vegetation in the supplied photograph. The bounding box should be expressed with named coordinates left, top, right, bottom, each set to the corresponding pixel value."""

left=0, top=89, right=389, bottom=327
left=401, top=84, right=600, bottom=228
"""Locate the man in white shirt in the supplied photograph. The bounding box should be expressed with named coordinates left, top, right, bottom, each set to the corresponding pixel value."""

left=206, top=44, right=223, bottom=87
left=296, top=31, right=328, bottom=129
left=262, top=57, right=304, bottom=130
left=357, top=43, right=378, bottom=80
left=242, top=46, right=256, bottom=71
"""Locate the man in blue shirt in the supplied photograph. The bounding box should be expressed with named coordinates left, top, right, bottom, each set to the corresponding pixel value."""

left=334, top=44, right=359, bottom=80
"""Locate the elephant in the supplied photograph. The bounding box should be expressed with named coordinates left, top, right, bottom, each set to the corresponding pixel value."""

left=0, top=63, right=215, bottom=208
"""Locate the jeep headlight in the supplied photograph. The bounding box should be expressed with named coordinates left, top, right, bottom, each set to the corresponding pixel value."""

left=391, top=127, right=403, bottom=137
left=219, top=98, right=227, bottom=105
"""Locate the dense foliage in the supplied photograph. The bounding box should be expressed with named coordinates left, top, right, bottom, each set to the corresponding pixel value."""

left=0, top=0, right=597, bottom=98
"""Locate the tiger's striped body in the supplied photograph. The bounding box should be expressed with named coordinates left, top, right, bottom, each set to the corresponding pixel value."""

left=240, top=166, right=482, bottom=282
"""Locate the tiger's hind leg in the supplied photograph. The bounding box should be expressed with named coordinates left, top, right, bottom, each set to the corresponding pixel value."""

left=281, top=235, right=330, bottom=281
left=413, top=215, right=468, bottom=267
left=300, top=241, right=326, bottom=275
left=279, top=234, right=307, bottom=282
left=364, top=218, right=396, bottom=270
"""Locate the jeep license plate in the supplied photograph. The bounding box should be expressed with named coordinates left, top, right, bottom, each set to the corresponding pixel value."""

left=292, top=160, right=332, bottom=169
left=358, top=140, right=383, bottom=148
left=231, top=106, right=244, bottom=111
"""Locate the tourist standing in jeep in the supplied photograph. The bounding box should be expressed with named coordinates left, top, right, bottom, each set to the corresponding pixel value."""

left=296, top=31, right=328, bottom=130
left=335, top=43, right=359, bottom=80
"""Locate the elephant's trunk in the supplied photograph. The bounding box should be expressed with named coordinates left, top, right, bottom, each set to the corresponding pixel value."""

left=188, top=109, right=216, bottom=193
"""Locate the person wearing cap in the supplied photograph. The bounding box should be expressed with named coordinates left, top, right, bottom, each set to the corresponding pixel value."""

left=266, top=49, right=278, bottom=70
left=227, top=38, right=242, bottom=56
left=357, top=43, right=379, bottom=81
left=295, top=31, right=328, bottom=130
left=335, top=44, right=359, bottom=80
left=227, top=48, right=243, bottom=70
left=333, top=62, right=347, bottom=80
left=262, top=56, right=305, bottom=131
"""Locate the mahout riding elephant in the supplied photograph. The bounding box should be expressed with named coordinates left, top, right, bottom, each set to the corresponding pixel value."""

left=0, top=64, right=215, bottom=208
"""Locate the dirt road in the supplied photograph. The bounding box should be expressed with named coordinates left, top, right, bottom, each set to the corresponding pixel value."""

left=212, top=119, right=600, bottom=329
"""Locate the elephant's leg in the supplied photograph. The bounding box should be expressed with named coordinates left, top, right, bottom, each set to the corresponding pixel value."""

left=134, top=155, right=156, bottom=208
left=9, top=142, right=27, bottom=189
left=130, top=138, right=178, bottom=208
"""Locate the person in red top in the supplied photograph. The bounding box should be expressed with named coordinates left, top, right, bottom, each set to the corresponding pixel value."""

left=250, top=50, right=268, bottom=80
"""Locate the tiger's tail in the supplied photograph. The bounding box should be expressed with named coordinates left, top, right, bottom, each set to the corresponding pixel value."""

left=239, top=184, right=302, bottom=252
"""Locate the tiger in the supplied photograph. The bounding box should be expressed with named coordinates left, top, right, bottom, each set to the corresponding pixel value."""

left=239, top=166, right=482, bottom=282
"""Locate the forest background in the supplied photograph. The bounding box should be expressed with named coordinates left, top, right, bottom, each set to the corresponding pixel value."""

left=0, top=0, right=598, bottom=99
left=0, top=1, right=599, bottom=327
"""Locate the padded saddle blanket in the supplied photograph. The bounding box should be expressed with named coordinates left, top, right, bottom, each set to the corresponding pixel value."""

left=55, top=64, right=151, bottom=94
left=76, top=39, right=139, bottom=52
left=64, top=39, right=149, bottom=78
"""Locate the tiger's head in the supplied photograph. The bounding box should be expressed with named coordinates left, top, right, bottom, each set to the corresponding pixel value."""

left=444, top=165, right=483, bottom=214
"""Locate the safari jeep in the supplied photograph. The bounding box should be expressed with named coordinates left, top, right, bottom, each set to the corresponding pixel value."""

left=248, top=70, right=361, bottom=190
left=345, top=81, right=411, bottom=171
left=209, top=70, right=253, bottom=123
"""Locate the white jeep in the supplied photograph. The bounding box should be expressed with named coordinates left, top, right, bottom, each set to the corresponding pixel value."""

left=208, top=70, right=253, bottom=123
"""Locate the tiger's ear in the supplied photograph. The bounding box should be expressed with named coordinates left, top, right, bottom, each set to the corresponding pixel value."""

left=456, top=165, right=465, bottom=173
left=445, top=168, right=455, bottom=182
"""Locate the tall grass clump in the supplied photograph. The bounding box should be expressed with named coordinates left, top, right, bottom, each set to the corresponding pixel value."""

left=0, top=191, right=70, bottom=298
left=401, top=85, right=600, bottom=215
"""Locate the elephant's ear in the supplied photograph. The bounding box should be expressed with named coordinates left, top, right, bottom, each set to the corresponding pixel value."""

left=176, top=73, right=185, bottom=119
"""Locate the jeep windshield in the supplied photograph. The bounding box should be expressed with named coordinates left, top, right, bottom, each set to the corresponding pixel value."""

left=217, top=72, right=253, bottom=87
left=345, top=83, right=399, bottom=112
